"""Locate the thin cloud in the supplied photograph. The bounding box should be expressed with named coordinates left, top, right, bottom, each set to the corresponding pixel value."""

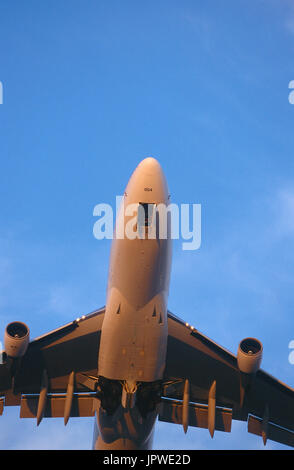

left=274, top=188, right=294, bottom=236
left=285, top=2, right=294, bottom=34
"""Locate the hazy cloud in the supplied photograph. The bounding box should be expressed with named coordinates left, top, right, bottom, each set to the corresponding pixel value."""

left=273, top=187, right=294, bottom=237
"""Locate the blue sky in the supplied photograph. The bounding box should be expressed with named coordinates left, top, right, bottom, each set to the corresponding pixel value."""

left=0, top=0, right=294, bottom=450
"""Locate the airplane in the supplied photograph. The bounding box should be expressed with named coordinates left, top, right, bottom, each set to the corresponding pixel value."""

left=0, top=156, right=293, bottom=450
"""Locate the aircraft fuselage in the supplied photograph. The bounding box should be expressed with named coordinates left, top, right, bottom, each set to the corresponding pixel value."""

left=93, top=158, right=172, bottom=449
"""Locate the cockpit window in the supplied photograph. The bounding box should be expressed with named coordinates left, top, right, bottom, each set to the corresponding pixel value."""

left=138, top=202, right=155, bottom=228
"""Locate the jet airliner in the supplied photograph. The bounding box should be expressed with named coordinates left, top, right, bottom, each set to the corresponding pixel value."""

left=1, top=157, right=294, bottom=449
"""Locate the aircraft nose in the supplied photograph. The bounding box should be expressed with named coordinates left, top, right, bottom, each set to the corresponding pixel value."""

left=126, top=157, right=169, bottom=204
left=136, top=157, right=162, bottom=175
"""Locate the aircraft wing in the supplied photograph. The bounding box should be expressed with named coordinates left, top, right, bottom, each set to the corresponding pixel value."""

left=0, top=308, right=105, bottom=422
left=160, top=311, right=294, bottom=448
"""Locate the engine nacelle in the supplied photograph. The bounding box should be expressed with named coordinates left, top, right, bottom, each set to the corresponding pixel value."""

left=4, top=322, right=30, bottom=358
left=237, top=337, right=263, bottom=374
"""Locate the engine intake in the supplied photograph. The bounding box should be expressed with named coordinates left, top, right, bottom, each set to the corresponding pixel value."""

left=237, top=337, right=263, bottom=374
left=4, top=321, right=30, bottom=358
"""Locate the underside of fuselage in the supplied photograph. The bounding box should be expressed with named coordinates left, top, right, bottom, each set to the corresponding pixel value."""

left=93, top=158, right=172, bottom=449
left=92, top=377, right=161, bottom=449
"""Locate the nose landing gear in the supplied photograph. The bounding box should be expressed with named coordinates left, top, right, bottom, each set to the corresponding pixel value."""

left=121, top=380, right=137, bottom=408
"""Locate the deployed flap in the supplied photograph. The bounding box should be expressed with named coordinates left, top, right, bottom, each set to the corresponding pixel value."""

left=159, top=397, right=232, bottom=433
left=245, top=369, right=294, bottom=434
left=20, top=393, right=95, bottom=418
left=248, top=415, right=294, bottom=448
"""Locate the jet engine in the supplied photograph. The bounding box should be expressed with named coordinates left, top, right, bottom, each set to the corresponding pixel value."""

left=237, top=337, right=263, bottom=374
left=4, top=321, right=30, bottom=358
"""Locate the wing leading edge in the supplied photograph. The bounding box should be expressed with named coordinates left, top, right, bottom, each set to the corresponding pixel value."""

left=160, top=311, right=294, bottom=448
